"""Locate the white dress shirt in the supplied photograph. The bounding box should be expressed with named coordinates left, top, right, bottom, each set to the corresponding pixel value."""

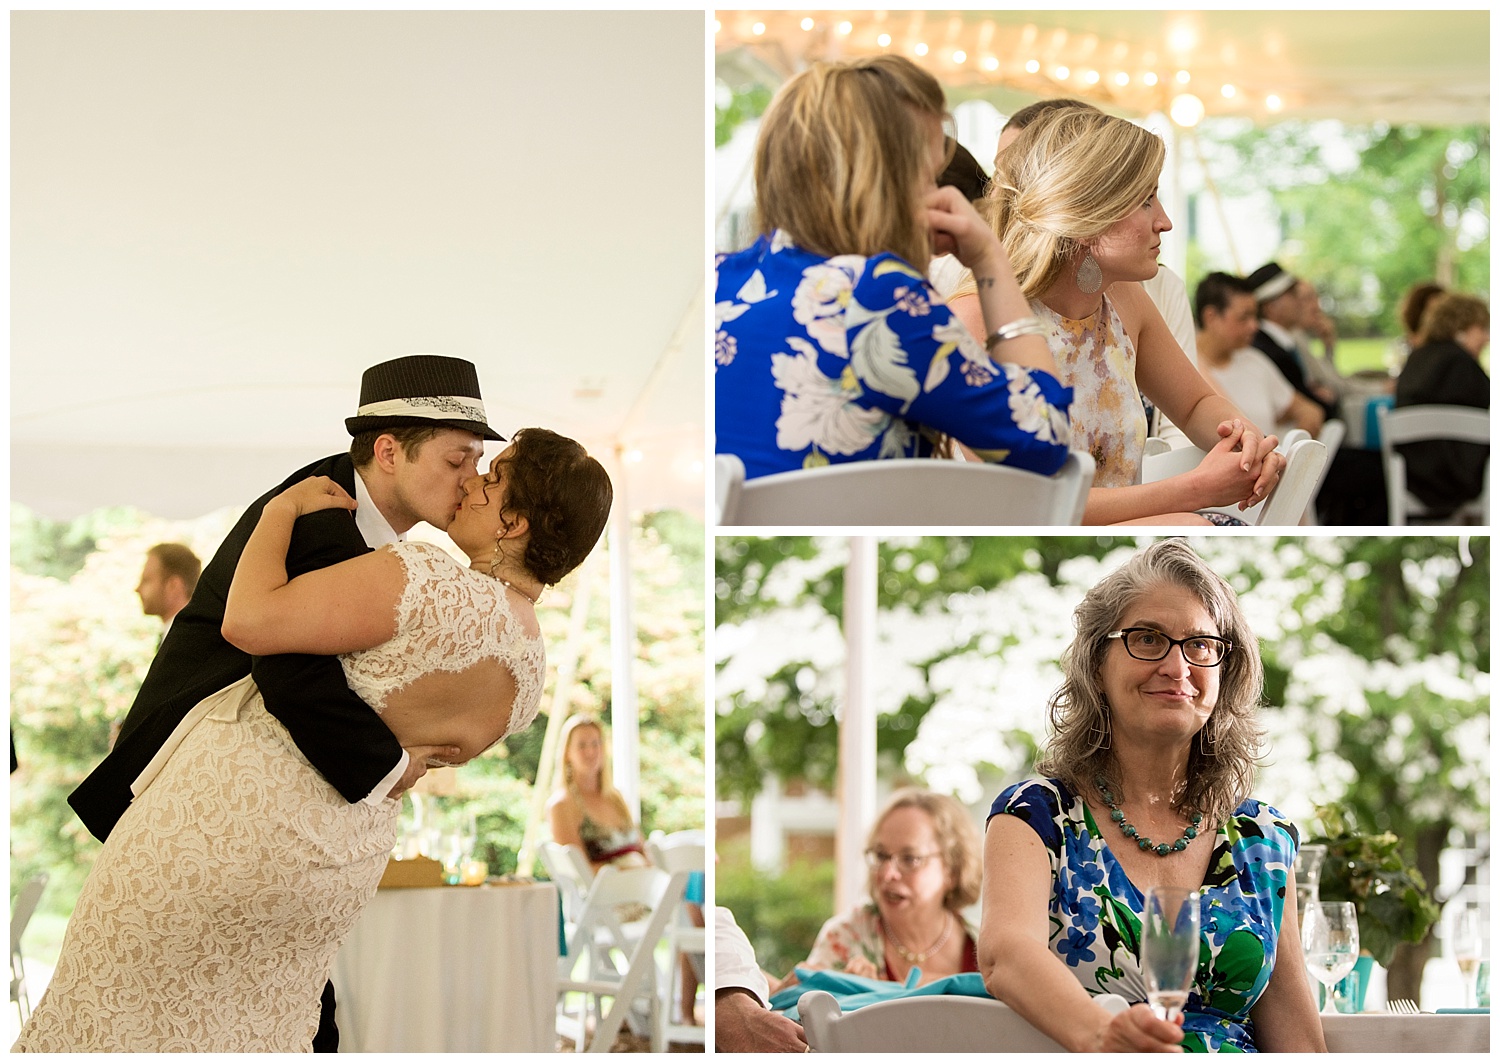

left=353, top=468, right=409, bottom=803
left=715, top=906, right=771, bottom=1006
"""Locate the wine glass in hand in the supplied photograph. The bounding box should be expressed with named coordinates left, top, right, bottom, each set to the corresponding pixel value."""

left=1452, top=907, right=1484, bottom=1008
left=1303, top=902, right=1359, bottom=1015
left=1141, top=886, right=1202, bottom=1022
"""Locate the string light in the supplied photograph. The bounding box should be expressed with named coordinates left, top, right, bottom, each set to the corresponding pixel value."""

left=1169, top=93, right=1205, bottom=127
left=953, top=49, right=967, bottom=64
left=982, top=55, right=1000, bottom=72
left=877, top=32, right=891, bottom=47
left=1175, top=69, right=1191, bottom=84
left=1083, top=69, right=1100, bottom=85
left=1143, top=71, right=1159, bottom=86
left=751, top=21, right=765, bottom=36
left=1055, top=65, right=1070, bottom=79
left=1266, top=94, right=1284, bottom=112
left=1114, top=72, right=1130, bottom=87
left=712, top=19, right=720, bottom=34
left=915, top=42, right=929, bottom=56
left=837, top=20, right=852, bottom=35
left=1025, top=59, right=1041, bottom=74
left=800, top=17, right=814, bottom=32
left=1221, top=84, right=1236, bottom=99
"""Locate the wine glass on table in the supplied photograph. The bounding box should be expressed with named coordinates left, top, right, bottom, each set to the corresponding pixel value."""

left=1452, top=907, right=1483, bottom=1008
left=1303, top=901, right=1359, bottom=1015
left=1140, top=886, right=1202, bottom=1022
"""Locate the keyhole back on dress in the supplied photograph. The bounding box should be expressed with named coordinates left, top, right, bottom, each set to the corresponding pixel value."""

left=376, top=658, right=521, bottom=766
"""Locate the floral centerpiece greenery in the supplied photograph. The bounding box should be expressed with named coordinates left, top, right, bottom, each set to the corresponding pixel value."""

left=1307, top=804, right=1440, bottom=967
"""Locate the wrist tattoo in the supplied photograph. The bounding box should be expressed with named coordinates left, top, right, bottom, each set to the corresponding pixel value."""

left=975, top=276, right=997, bottom=290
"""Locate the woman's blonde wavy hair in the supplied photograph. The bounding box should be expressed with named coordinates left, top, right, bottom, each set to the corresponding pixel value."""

left=867, top=788, right=984, bottom=912
left=1034, top=540, right=1266, bottom=828
left=982, top=108, right=1165, bottom=299
left=753, top=54, right=949, bottom=270
left=554, top=714, right=632, bottom=820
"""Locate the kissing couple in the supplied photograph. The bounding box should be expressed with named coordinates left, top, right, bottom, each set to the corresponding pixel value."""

left=18, top=354, right=613, bottom=1051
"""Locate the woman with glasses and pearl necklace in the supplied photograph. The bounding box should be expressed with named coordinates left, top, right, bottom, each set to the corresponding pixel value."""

left=780, top=788, right=983, bottom=991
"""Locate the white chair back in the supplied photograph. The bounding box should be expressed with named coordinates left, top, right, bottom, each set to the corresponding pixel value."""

left=715, top=454, right=745, bottom=526
left=538, top=841, right=594, bottom=929
left=1377, top=404, right=1490, bottom=525
left=558, top=865, right=690, bottom=1053
left=10, top=872, right=48, bottom=1022
left=722, top=453, right=1096, bottom=527
left=800, top=989, right=1130, bottom=1053
left=643, top=832, right=706, bottom=1050
left=1300, top=419, right=1345, bottom=524
left=1139, top=437, right=1327, bottom=526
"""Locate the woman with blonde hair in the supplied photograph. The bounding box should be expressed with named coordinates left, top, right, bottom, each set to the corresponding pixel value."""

left=546, top=714, right=646, bottom=870
left=950, top=109, right=1284, bottom=525
left=791, top=788, right=984, bottom=989
left=715, top=54, right=1073, bottom=482
left=1394, top=291, right=1490, bottom=517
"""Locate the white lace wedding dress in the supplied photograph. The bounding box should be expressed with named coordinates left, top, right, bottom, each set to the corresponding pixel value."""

left=15, top=541, right=544, bottom=1052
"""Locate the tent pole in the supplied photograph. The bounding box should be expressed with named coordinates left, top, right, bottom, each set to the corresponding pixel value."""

left=837, top=536, right=878, bottom=915
left=609, top=444, right=641, bottom=821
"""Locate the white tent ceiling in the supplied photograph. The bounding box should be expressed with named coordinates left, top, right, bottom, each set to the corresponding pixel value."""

left=13, top=11, right=706, bottom=521
left=716, top=10, right=1490, bottom=125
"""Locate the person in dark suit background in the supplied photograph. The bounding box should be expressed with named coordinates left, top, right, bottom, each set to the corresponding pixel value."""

left=67, top=353, right=499, bottom=1050
left=1246, top=261, right=1339, bottom=421
left=1395, top=292, right=1490, bottom=518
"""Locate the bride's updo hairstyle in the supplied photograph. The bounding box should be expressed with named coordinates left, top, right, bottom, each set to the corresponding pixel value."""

left=753, top=54, right=950, bottom=270
left=984, top=108, right=1165, bottom=299
left=498, top=428, right=612, bottom=586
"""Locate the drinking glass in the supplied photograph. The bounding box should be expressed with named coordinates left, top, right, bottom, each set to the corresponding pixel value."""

left=1451, top=907, right=1484, bottom=1008
left=1293, top=844, right=1325, bottom=922
left=1303, top=901, right=1359, bottom=1015
left=1140, top=886, right=1202, bottom=1021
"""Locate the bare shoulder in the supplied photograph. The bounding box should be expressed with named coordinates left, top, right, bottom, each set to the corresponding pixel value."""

left=1106, top=280, right=1151, bottom=332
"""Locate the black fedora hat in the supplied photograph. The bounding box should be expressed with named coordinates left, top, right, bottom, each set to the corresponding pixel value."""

left=1246, top=262, right=1297, bottom=304
left=345, top=354, right=504, bottom=441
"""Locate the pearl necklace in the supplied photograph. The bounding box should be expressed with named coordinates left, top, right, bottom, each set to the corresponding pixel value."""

left=1094, top=776, right=1202, bottom=857
left=496, top=578, right=539, bottom=604
left=883, top=912, right=954, bottom=965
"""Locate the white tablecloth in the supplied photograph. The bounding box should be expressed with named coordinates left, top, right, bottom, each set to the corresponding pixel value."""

left=1322, top=1013, right=1489, bottom=1053
left=331, top=881, right=558, bottom=1052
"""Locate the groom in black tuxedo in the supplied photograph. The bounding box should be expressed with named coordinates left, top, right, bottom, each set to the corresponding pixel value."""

left=69, top=354, right=503, bottom=1051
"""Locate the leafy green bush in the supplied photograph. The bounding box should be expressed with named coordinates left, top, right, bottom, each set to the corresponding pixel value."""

left=716, top=839, right=836, bottom=979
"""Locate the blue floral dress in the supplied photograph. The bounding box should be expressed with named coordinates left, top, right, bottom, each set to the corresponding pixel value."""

left=715, top=231, right=1073, bottom=481
left=989, top=777, right=1298, bottom=1052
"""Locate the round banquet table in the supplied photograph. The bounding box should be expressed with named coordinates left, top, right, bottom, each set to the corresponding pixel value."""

left=330, top=880, right=558, bottom=1052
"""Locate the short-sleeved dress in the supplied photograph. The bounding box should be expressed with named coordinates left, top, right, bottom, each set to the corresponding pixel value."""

left=806, top=903, right=980, bottom=982
left=990, top=777, right=1298, bottom=1052
left=715, top=231, right=1073, bottom=481
left=17, top=541, right=544, bottom=1051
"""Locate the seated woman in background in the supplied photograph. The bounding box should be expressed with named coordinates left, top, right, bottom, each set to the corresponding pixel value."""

left=547, top=714, right=646, bottom=871
left=715, top=54, right=1073, bottom=482
left=792, top=789, right=982, bottom=989
left=948, top=110, right=1283, bottom=525
left=1394, top=292, right=1490, bottom=519
left=980, top=540, right=1323, bottom=1051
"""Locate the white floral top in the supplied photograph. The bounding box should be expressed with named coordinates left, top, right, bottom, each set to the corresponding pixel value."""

left=1034, top=295, right=1147, bottom=487
left=715, top=231, right=1073, bottom=480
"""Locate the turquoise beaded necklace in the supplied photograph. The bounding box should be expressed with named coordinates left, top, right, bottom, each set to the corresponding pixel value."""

left=1094, top=776, right=1203, bottom=856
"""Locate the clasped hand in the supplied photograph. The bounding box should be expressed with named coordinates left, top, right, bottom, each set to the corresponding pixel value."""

left=1193, top=421, right=1283, bottom=511
left=925, top=186, right=1009, bottom=275
left=271, top=476, right=359, bottom=519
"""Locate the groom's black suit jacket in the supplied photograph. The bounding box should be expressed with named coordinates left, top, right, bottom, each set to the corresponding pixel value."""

left=69, top=453, right=405, bottom=843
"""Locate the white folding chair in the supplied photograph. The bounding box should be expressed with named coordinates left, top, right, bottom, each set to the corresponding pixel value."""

left=1377, top=404, right=1490, bottom=525
left=1140, top=438, right=1327, bottom=526
left=720, top=452, right=1096, bottom=527
left=10, top=872, right=48, bottom=1023
left=644, top=832, right=706, bottom=1050
left=1301, top=419, right=1345, bottom=525
left=715, top=454, right=745, bottom=526
left=557, top=865, right=688, bottom=1053
left=800, top=989, right=1130, bottom=1052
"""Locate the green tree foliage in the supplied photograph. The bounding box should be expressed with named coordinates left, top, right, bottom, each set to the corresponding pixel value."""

left=1202, top=121, right=1489, bottom=336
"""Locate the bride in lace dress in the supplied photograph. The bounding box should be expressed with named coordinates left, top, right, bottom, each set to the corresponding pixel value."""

left=15, top=428, right=612, bottom=1052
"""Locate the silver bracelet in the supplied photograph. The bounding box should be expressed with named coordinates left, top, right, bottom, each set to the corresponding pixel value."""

left=984, top=315, right=1048, bottom=352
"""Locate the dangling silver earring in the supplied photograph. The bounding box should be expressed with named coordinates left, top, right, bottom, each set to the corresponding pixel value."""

left=1075, top=249, right=1103, bottom=295
left=1196, top=718, right=1217, bottom=759
left=1088, top=701, right=1112, bottom=753
left=489, top=533, right=505, bottom=577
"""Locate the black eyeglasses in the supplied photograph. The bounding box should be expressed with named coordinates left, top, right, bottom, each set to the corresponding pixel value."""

left=1106, top=627, right=1231, bottom=667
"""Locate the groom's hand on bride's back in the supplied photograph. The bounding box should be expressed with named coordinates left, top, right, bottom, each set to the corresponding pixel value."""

left=386, top=744, right=463, bottom=799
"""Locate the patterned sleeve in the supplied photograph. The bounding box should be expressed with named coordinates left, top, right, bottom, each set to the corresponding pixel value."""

left=804, top=906, right=882, bottom=973
left=1226, top=799, right=1299, bottom=938
left=849, top=255, right=1074, bottom=475
left=988, top=777, right=1067, bottom=859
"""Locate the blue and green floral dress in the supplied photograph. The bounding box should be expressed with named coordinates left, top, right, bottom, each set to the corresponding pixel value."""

left=989, top=777, right=1298, bottom=1052
left=715, top=231, right=1073, bottom=481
